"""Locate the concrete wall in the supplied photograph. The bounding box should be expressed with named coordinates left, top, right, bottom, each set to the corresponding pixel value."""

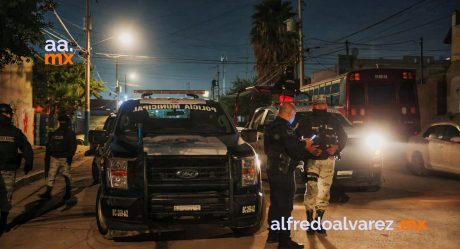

left=0, top=59, right=34, bottom=143
left=447, top=11, right=460, bottom=114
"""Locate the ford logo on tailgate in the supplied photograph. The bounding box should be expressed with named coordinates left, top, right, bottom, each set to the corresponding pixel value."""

left=176, top=169, right=199, bottom=179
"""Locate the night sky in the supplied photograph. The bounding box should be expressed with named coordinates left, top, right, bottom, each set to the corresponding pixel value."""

left=42, top=0, right=459, bottom=98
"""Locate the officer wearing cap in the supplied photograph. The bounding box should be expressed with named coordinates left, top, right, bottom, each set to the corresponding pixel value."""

left=39, top=114, right=77, bottom=200
left=264, top=102, right=315, bottom=249
left=296, top=95, right=347, bottom=236
left=0, top=104, right=33, bottom=237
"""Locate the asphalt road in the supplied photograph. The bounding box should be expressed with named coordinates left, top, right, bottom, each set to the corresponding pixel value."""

left=1, top=150, right=459, bottom=249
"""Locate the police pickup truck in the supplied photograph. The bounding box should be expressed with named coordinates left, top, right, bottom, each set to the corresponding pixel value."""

left=244, top=105, right=383, bottom=191
left=93, top=90, right=265, bottom=238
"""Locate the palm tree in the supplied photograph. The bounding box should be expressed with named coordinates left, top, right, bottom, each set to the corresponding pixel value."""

left=251, top=0, right=298, bottom=85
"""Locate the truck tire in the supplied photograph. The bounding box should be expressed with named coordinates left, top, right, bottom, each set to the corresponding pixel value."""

left=92, top=160, right=99, bottom=184
left=96, top=187, right=112, bottom=239
left=231, top=195, right=266, bottom=235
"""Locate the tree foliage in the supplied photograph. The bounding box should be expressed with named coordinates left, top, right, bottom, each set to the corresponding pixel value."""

left=33, top=60, right=106, bottom=115
left=0, top=0, right=55, bottom=69
left=250, top=0, right=297, bottom=85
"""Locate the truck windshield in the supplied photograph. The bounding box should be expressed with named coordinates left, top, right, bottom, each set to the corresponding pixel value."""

left=117, top=102, right=235, bottom=136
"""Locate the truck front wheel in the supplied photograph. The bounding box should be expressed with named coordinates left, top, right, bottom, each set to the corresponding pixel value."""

left=96, top=187, right=112, bottom=239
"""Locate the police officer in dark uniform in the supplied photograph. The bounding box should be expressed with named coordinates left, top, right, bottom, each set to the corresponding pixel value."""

left=296, top=95, right=347, bottom=236
left=0, top=104, right=33, bottom=237
left=39, top=114, right=77, bottom=200
left=264, top=103, right=314, bottom=249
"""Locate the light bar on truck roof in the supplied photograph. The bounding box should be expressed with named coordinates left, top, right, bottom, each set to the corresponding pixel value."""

left=133, top=90, right=207, bottom=95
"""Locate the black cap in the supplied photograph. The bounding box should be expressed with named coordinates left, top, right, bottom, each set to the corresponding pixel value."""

left=0, top=104, right=13, bottom=115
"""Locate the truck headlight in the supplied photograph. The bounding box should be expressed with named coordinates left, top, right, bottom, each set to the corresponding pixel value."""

left=365, top=134, right=385, bottom=152
left=107, top=159, right=128, bottom=189
left=240, top=156, right=259, bottom=187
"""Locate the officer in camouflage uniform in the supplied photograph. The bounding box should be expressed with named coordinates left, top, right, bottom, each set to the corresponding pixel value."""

left=0, top=104, right=33, bottom=237
left=264, top=103, right=315, bottom=249
left=296, top=95, right=347, bottom=236
left=39, top=114, right=77, bottom=200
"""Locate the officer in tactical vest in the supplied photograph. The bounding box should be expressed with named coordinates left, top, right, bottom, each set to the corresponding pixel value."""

left=264, top=103, right=314, bottom=249
left=39, top=114, right=77, bottom=200
left=296, top=95, right=347, bottom=236
left=0, top=104, right=33, bottom=237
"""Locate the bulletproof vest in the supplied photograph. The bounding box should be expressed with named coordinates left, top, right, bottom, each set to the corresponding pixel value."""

left=0, top=124, right=22, bottom=169
left=48, top=128, right=69, bottom=154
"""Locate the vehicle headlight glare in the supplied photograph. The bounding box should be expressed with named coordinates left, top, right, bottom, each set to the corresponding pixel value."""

left=365, top=134, right=384, bottom=151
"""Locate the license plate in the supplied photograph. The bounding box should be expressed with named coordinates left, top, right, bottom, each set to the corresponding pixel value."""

left=174, top=205, right=201, bottom=212
left=337, top=170, right=353, bottom=176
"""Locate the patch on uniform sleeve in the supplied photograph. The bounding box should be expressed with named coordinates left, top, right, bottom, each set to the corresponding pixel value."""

left=286, top=129, right=295, bottom=136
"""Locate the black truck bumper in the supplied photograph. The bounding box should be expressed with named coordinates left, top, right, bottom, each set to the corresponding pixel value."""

left=100, top=192, right=264, bottom=232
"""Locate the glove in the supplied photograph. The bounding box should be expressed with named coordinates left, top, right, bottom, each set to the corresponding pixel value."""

left=24, top=163, right=33, bottom=175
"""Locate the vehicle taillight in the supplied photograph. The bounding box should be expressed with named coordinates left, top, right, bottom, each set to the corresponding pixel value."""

left=410, top=106, right=417, bottom=114
left=349, top=73, right=360, bottom=81
left=351, top=108, right=357, bottom=116
left=107, top=159, right=128, bottom=189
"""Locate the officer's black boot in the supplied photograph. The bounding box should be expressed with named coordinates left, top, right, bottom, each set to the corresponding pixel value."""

left=278, top=234, right=304, bottom=249
left=39, top=186, right=52, bottom=199
left=63, top=177, right=71, bottom=200
left=266, top=230, right=279, bottom=243
left=306, top=209, right=315, bottom=235
left=316, top=209, right=327, bottom=235
left=0, top=211, right=9, bottom=237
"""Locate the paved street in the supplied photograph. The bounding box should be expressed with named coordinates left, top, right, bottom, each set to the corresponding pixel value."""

left=0, top=148, right=459, bottom=249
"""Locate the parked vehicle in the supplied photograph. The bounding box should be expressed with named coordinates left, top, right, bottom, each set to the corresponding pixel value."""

left=244, top=105, right=384, bottom=191
left=406, top=115, right=460, bottom=176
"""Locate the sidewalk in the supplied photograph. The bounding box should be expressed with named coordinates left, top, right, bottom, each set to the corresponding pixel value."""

left=14, top=145, right=89, bottom=188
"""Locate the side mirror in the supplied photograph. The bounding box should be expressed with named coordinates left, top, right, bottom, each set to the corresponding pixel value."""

left=89, top=130, right=107, bottom=145
left=241, top=129, right=258, bottom=143
left=450, top=137, right=460, bottom=143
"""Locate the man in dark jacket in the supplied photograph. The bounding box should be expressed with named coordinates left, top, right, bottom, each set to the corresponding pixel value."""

left=264, top=103, right=314, bottom=249
left=39, top=114, right=77, bottom=200
left=0, top=104, right=33, bottom=237
left=296, top=95, right=347, bottom=236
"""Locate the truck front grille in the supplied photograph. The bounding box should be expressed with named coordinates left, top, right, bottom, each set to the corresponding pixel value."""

left=146, top=156, right=231, bottom=216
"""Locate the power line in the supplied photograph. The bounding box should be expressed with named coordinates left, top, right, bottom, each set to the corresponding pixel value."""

left=333, top=0, right=430, bottom=42
left=361, top=15, right=450, bottom=43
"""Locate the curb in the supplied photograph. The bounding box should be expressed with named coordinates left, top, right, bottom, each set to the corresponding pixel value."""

left=14, top=154, right=88, bottom=189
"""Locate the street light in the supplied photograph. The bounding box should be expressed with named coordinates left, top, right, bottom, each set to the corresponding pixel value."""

left=117, top=31, right=134, bottom=46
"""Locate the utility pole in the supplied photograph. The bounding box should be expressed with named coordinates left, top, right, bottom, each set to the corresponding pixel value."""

left=84, top=0, right=91, bottom=145
left=115, top=57, right=120, bottom=108
left=298, top=0, right=305, bottom=87
left=345, top=40, right=351, bottom=71
left=217, top=65, right=220, bottom=101
left=221, top=56, right=226, bottom=95
left=420, top=37, right=424, bottom=85
left=124, top=74, right=127, bottom=99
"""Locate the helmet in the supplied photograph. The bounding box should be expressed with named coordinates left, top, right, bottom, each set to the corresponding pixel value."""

left=312, top=95, right=327, bottom=105
left=0, top=104, right=13, bottom=115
